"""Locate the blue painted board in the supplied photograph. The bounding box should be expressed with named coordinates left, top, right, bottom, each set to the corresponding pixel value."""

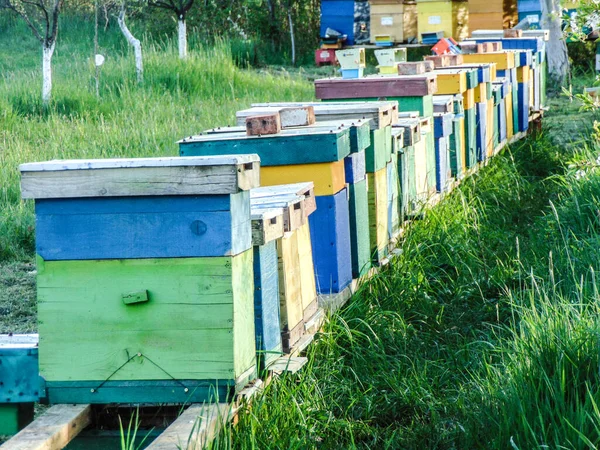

left=344, top=151, right=366, bottom=184
left=433, top=113, right=453, bottom=138
left=518, top=81, right=530, bottom=132
left=35, top=193, right=251, bottom=260
left=309, top=189, right=353, bottom=293
left=0, top=344, right=40, bottom=403
left=476, top=102, right=487, bottom=162
left=320, top=0, right=356, bottom=44
left=519, top=50, right=533, bottom=67
left=253, top=242, right=282, bottom=370
left=434, top=137, right=450, bottom=192
left=179, top=131, right=351, bottom=166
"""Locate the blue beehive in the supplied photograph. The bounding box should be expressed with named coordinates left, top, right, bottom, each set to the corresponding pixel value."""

left=309, top=189, right=353, bottom=293
left=320, top=0, right=370, bottom=45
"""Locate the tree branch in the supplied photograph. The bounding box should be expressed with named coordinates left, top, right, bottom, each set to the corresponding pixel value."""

left=2, top=0, right=45, bottom=42
left=49, top=0, right=62, bottom=45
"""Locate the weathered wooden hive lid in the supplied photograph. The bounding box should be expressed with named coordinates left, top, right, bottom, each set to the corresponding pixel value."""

left=19, top=155, right=260, bottom=199
left=315, top=74, right=437, bottom=100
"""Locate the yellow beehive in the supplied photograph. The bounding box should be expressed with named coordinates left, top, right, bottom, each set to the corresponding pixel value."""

left=487, top=98, right=494, bottom=157
left=469, top=0, right=503, bottom=30
left=434, top=70, right=467, bottom=94
left=462, top=52, right=515, bottom=70
left=371, top=1, right=405, bottom=44
left=417, top=0, right=468, bottom=41
left=517, top=66, right=530, bottom=83
left=367, top=168, right=389, bottom=261
left=295, top=223, right=317, bottom=316
left=505, top=91, right=514, bottom=139
left=463, top=88, right=475, bottom=110
left=474, top=83, right=487, bottom=103
left=261, top=161, right=345, bottom=196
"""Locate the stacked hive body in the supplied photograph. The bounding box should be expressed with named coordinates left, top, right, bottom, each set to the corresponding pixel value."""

left=393, top=116, right=421, bottom=213
left=0, top=334, right=38, bottom=434
left=320, top=0, right=370, bottom=45
left=416, top=0, right=468, bottom=42
left=250, top=184, right=317, bottom=353
left=469, top=0, right=517, bottom=30
left=180, top=115, right=353, bottom=294
left=469, top=34, right=547, bottom=114
left=370, top=0, right=404, bottom=45
left=248, top=102, right=390, bottom=277
left=20, top=156, right=261, bottom=404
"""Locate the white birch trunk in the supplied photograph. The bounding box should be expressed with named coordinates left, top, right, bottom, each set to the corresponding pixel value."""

left=288, top=10, right=295, bottom=66
left=178, top=17, right=187, bottom=59
left=541, top=0, right=569, bottom=86
left=42, top=41, right=55, bottom=106
left=118, top=8, right=144, bottom=83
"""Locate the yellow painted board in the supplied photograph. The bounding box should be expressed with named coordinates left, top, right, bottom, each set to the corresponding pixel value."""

left=489, top=63, right=497, bottom=81
left=487, top=98, right=494, bottom=157
left=295, top=223, right=317, bottom=311
left=517, top=66, right=530, bottom=83
left=435, top=71, right=467, bottom=95
left=277, top=232, right=303, bottom=332
left=462, top=53, right=515, bottom=70
left=463, top=88, right=475, bottom=110
left=505, top=91, right=514, bottom=139
left=371, top=3, right=404, bottom=43
left=261, top=160, right=345, bottom=196
left=469, top=12, right=503, bottom=31
left=379, top=66, right=399, bottom=75
left=367, top=169, right=389, bottom=258
left=473, top=83, right=486, bottom=103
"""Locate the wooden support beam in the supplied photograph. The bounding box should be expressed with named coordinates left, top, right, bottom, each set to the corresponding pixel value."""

left=1, top=404, right=91, bottom=450
left=145, top=403, right=233, bottom=450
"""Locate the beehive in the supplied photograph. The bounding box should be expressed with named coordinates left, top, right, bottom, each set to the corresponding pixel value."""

left=393, top=118, right=420, bottom=213
left=0, top=334, right=38, bottom=434
left=370, top=0, right=405, bottom=44
left=21, top=156, right=260, bottom=404
left=433, top=112, right=453, bottom=192
left=416, top=0, right=468, bottom=42
left=180, top=124, right=353, bottom=294
left=367, top=168, right=389, bottom=262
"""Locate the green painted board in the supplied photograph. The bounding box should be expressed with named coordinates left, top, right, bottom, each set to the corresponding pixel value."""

left=0, top=403, right=34, bottom=435
left=401, top=145, right=417, bottom=214
left=425, top=127, right=436, bottom=191
left=348, top=179, right=371, bottom=278
left=179, top=130, right=350, bottom=166
left=37, top=252, right=256, bottom=385
left=350, top=120, right=372, bottom=153
left=450, top=118, right=463, bottom=178
left=396, top=95, right=433, bottom=117
left=366, top=127, right=389, bottom=173
left=464, top=69, right=478, bottom=90
left=464, top=107, right=477, bottom=169
left=540, top=59, right=547, bottom=108
left=512, top=84, right=519, bottom=135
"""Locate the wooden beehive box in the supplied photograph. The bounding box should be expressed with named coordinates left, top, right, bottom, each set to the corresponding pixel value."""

left=0, top=334, right=39, bottom=435
left=20, top=156, right=260, bottom=404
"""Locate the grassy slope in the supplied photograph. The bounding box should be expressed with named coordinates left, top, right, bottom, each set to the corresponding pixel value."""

left=212, top=77, right=600, bottom=449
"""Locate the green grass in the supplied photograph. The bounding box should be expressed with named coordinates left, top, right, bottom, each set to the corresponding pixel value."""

left=0, top=14, right=313, bottom=262
left=205, top=97, right=600, bottom=448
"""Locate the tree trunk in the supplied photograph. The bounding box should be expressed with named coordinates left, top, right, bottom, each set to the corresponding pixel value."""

left=42, top=41, right=55, bottom=106
left=288, top=9, right=295, bottom=66
left=178, top=17, right=187, bottom=59
left=94, top=0, right=100, bottom=97
left=541, top=0, right=569, bottom=87
left=117, top=6, right=143, bottom=83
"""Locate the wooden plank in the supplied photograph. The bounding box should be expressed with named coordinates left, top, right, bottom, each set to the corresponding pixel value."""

left=145, top=403, right=233, bottom=450
left=277, top=231, right=304, bottom=349
left=269, top=356, right=308, bottom=374
left=20, top=156, right=260, bottom=199
left=251, top=183, right=316, bottom=216
left=348, top=179, right=371, bottom=278
left=250, top=192, right=306, bottom=232
left=296, top=223, right=318, bottom=311
left=237, top=107, right=316, bottom=128
left=0, top=404, right=91, bottom=450
left=315, top=74, right=437, bottom=100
